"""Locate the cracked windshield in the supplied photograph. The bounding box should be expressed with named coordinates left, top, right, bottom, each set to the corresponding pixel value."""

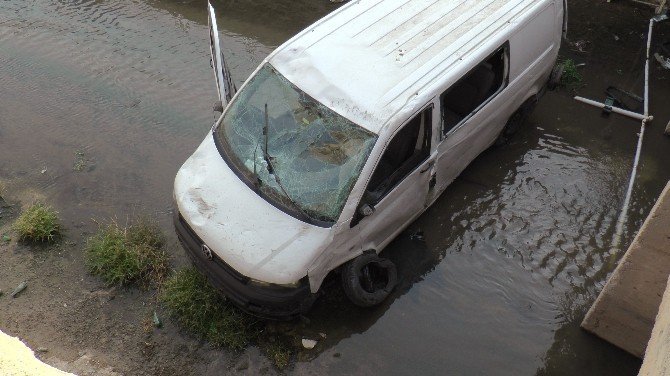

left=215, top=63, right=377, bottom=223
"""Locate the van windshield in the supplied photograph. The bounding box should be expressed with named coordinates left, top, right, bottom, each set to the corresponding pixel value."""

left=214, top=64, right=377, bottom=225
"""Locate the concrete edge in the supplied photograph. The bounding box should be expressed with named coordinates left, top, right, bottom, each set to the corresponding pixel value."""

left=0, top=329, right=76, bottom=376
left=638, top=275, right=670, bottom=375
left=581, top=181, right=670, bottom=358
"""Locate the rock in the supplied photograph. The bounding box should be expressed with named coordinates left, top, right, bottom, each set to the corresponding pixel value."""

left=152, top=311, right=162, bottom=328
left=235, top=357, right=249, bottom=371
left=301, top=338, right=317, bottom=349
left=11, top=281, right=27, bottom=298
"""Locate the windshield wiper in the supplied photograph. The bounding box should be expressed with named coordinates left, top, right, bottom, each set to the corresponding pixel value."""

left=251, top=141, right=261, bottom=187
left=263, top=103, right=274, bottom=175
left=262, top=103, right=312, bottom=222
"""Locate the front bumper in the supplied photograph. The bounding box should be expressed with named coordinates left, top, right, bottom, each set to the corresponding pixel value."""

left=173, top=209, right=315, bottom=320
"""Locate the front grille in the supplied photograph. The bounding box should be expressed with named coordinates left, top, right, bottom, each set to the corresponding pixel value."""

left=177, top=213, right=248, bottom=283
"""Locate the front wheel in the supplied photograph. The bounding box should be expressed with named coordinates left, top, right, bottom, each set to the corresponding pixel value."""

left=341, top=252, right=397, bottom=307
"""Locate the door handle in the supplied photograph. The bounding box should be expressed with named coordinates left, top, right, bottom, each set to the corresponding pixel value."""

left=420, top=160, right=435, bottom=174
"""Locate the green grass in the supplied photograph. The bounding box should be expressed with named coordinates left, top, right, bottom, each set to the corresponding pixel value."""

left=159, top=268, right=258, bottom=350
left=73, top=150, right=87, bottom=172
left=260, top=338, right=292, bottom=370
left=86, top=218, right=169, bottom=286
left=559, top=58, right=582, bottom=87
left=160, top=268, right=301, bottom=369
left=12, top=203, right=62, bottom=243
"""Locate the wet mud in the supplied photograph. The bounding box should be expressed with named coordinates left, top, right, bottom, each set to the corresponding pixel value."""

left=1, top=0, right=670, bottom=375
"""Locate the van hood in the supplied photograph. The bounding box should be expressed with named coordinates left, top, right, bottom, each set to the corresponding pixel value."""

left=174, top=132, right=333, bottom=285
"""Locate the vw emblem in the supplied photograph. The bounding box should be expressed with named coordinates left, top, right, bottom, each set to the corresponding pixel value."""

left=201, top=244, right=213, bottom=260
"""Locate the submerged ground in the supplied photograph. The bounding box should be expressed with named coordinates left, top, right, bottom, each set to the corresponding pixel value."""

left=1, top=0, right=670, bottom=374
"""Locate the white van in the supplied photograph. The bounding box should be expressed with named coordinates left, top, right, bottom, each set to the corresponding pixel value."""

left=174, top=0, right=566, bottom=318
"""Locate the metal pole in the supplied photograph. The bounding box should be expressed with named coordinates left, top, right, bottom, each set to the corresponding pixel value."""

left=573, top=96, right=650, bottom=122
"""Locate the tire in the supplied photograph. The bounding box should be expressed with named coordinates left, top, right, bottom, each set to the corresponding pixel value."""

left=341, top=252, right=398, bottom=307
left=548, top=63, right=564, bottom=91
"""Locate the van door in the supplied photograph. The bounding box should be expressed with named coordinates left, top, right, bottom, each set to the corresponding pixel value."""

left=207, top=1, right=235, bottom=108
left=433, top=44, right=510, bottom=195
left=351, top=105, right=436, bottom=251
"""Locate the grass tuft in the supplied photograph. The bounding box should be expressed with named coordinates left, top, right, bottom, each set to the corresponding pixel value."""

left=13, top=203, right=62, bottom=243
left=159, top=268, right=258, bottom=350
left=86, top=218, right=169, bottom=286
left=559, top=58, right=582, bottom=87
left=261, top=339, right=292, bottom=370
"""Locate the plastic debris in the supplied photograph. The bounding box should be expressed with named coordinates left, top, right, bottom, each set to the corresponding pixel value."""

left=2, top=235, right=10, bottom=242
left=301, top=338, right=317, bottom=349
left=152, top=311, right=162, bottom=328
left=11, top=281, right=27, bottom=298
left=654, top=53, right=670, bottom=69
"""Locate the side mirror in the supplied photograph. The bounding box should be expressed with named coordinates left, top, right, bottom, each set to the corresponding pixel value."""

left=358, top=203, right=375, bottom=217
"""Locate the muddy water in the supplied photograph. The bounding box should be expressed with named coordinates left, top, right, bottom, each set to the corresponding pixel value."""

left=1, top=0, right=669, bottom=374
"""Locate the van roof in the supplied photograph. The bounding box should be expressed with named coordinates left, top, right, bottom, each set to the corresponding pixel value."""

left=268, top=0, right=550, bottom=134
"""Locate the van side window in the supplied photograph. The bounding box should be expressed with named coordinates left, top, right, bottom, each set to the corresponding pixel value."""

left=441, top=45, right=509, bottom=135
left=365, top=107, right=432, bottom=203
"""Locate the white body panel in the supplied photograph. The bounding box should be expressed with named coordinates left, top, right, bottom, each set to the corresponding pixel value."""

left=269, top=0, right=555, bottom=134
left=177, top=0, right=564, bottom=293
left=174, top=133, right=333, bottom=285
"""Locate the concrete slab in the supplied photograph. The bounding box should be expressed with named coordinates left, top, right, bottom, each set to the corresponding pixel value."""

left=582, top=181, right=670, bottom=358
left=0, top=330, right=75, bottom=376
left=639, top=276, right=670, bottom=376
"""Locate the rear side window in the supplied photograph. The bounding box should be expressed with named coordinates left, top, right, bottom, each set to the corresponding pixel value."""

left=441, top=44, right=509, bottom=135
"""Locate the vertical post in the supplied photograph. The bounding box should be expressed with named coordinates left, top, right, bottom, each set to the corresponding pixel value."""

left=610, top=18, right=655, bottom=251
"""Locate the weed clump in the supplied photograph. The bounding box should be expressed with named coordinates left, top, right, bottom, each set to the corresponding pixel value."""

left=261, top=338, right=292, bottom=370
left=73, top=151, right=87, bottom=172
left=559, top=58, right=582, bottom=88
left=13, top=203, right=61, bottom=243
left=159, top=268, right=258, bottom=350
left=86, top=219, right=169, bottom=286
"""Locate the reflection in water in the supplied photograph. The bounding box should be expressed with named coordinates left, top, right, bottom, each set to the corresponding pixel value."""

left=0, top=0, right=668, bottom=374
